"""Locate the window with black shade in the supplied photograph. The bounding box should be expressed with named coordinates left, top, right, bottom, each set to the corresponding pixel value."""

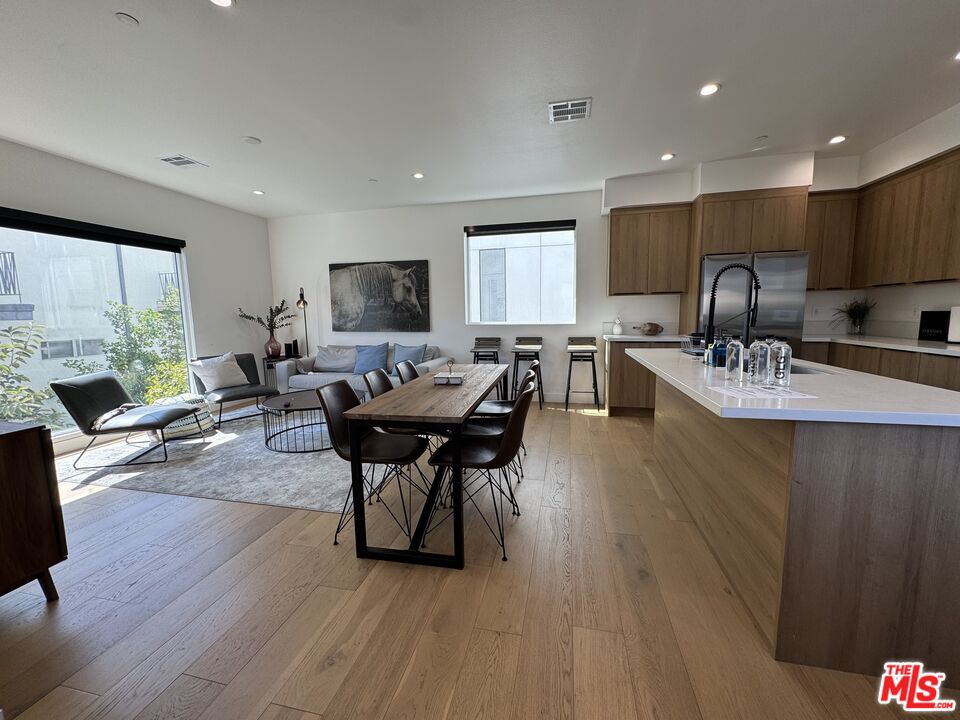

left=464, top=220, right=576, bottom=324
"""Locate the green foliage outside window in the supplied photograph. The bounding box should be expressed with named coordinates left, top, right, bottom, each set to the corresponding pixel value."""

left=0, top=324, right=63, bottom=425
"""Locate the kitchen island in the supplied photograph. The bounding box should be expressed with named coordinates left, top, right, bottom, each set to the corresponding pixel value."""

left=627, top=348, right=960, bottom=681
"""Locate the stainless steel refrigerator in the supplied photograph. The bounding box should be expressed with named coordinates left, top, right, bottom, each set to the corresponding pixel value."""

left=698, top=251, right=808, bottom=344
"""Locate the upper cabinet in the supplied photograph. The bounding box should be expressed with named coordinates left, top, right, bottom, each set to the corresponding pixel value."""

left=608, top=205, right=690, bottom=295
left=803, top=192, right=857, bottom=290
left=913, top=153, right=960, bottom=283
left=699, top=188, right=807, bottom=256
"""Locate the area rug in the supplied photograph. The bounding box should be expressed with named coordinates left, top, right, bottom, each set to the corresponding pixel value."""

left=54, top=415, right=356, bottom=513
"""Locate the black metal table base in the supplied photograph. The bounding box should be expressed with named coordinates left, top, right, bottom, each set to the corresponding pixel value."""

left=349, top=418, right=465, bottom=569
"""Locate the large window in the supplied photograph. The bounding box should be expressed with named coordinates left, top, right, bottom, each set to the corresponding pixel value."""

left=0, top=207, right=189, bottom=434
left=465, top=220, right=576, bottom=324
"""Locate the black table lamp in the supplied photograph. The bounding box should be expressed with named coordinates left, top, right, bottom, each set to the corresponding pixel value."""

left=296, top=287, right=309, bottom=353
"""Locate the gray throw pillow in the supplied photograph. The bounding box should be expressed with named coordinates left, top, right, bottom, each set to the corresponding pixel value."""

left=314, top=345, right=357, bottom=372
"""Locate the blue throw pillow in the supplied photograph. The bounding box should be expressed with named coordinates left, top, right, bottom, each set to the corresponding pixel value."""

left=392, top=344, right=427, bottom=374
left=354, top=342, right=389, bottom=374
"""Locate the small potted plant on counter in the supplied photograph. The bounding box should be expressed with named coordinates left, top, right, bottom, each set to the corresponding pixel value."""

left=832, top=296, right=876, bottom=336
left=238, top=300, right=296, bottom=358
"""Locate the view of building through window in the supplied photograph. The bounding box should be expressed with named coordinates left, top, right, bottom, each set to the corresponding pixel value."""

left=0, top=227, right=189, bottom=433
left=466, top=227, right=576, bottom=324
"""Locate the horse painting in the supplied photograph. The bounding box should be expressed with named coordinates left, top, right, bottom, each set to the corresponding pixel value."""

left=329, top=260, right=430, bottom=332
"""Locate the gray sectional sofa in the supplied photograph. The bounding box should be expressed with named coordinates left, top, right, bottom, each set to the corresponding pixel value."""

left=275, top=344, right=453, bottom=398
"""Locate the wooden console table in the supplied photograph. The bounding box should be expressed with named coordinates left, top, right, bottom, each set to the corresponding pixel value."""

left=0, top=421, right=67, bottom=601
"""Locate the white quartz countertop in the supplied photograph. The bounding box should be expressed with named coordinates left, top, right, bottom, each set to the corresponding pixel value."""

left=802, top=334, right=960, bottom=358
left=602, top=334, right=685, bottom=343
left=627, top=348, right=960, bottom=426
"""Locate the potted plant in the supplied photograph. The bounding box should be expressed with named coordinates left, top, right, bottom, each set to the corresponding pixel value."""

left=832, top=296, right=876, bottom=336
left=238, top=300, right=296, bottom=358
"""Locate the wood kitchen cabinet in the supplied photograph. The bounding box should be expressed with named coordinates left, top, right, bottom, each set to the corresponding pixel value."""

left=608, top=205, right=690, bottom=295
left=913, top=153, right=960, bottom=282
left=699, top=187, right=807, bottom=255
left=827, top=343, right=881, bottom=374
left=852, top=172, right=921, bottom=287
left=604, top=341, right=679, bottom=414
left=803, top=192, right=857, bottom=290
left=917, top=353, right=960, bottom=392
left=877, top=349, right=920, bottom=382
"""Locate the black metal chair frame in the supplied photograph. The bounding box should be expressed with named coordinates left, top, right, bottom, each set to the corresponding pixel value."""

left=190, top=354, right=277, bottom=428
left=565, top=337, right=600, bottom=411
left=72, top=416, right=206, bottom=470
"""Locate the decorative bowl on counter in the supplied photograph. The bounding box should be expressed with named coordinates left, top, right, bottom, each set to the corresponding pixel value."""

left=639, top=322, right=664, bottom=336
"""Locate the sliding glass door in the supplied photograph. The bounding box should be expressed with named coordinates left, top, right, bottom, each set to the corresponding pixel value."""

left=0, top=225, right=190, bottom=433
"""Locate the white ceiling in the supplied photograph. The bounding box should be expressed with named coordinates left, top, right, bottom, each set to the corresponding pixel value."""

left=2, top=0, right=960, bottom=218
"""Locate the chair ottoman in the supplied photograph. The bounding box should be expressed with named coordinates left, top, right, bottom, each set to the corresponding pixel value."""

left=148, top=393, right=215, bottom=440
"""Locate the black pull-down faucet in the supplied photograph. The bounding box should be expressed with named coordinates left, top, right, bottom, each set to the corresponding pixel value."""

left=704, top=263, right=762, bottom=349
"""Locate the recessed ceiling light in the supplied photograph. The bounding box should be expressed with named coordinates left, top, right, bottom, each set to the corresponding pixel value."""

left=660, top=153, right=675, bottom=161
left=751, top=146, right=769, bottom=152
left=829, top=135, right=847, bottom=144
left=411, top=172, right=425, bottom=180
left=699, top=83, right=721, bottom=97
left=368, top=178, right=379, bottom=183
left=114, top=12, right=140, bottom=27
left=954, top=50, right=960, bottom=61
left=210, top=0, right=234, bottom=6
left=252, top=190, right=265, bottom=196
left=241, top=136, right=262, bottom=145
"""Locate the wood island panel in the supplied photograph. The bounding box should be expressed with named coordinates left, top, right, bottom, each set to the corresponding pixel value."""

left=653, top=380, right=793, bottom=647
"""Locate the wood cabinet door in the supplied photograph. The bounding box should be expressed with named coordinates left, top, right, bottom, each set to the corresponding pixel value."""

left=827, top=342, right=851, bottom=368
left=647, top=209, right=690, bottom=293
left=847, top=345, right=882, bottom=374
left=818, top=197, right=858, bottom=290
left=877, top=349, right=920, bottom=382
left=851, top=189, right=880, bottom=288
left=701, top=199, right=753, bottom=255
left=750, top=193, right=807, bottom=252
left=878, top=173, right=921, bottom=285
left=608, top=343, right=655, bottom=408
left=802, top=199, right=826, bottom=290
left=608, top=212, right=650, bottom=294
left=914, top=157, right=960, bottom=282
left=918, top=353, right=960, bottom=391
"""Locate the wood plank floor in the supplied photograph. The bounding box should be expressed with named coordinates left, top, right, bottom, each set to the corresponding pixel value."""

left=0, top=406, right=945, bottom=719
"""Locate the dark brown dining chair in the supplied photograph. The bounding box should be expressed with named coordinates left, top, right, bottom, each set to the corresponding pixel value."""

left=428, top=384, right=535, bottom=561
left=363, top=368, right=395, bottom=399
left=395, top=360, right=420, bottom=385
left=475, top=362, right=539, bottom=417
left=317, top=380, right=429, bottom=544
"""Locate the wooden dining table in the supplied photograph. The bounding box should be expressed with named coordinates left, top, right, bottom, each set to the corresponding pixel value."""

left=344, top=363, right=509, bottom=569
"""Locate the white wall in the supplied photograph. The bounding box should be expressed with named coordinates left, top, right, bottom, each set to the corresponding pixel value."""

left=601, top=172, right=693, bottom=213
left=859, top=101, right=960, bottom=185
left=809, top=156, right=860, bottom=192
left=0, top=138, right=272, bottom=360
left=694, top=153, right=815, bottom=195
left=268, top=190, right=680, bottom=402
left=805, top=282, right=960, bottom=339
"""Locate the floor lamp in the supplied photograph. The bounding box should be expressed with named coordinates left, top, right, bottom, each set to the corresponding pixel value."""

left=297, top=287, right=309, bottom=354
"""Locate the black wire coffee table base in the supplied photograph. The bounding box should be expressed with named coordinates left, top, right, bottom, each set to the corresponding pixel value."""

left=262, top=391, right=332, bottom=453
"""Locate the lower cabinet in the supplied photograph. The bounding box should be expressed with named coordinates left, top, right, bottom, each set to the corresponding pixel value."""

left=826, top=343, right=958, bottom=388
left=604, top=342, right=679, bottom=414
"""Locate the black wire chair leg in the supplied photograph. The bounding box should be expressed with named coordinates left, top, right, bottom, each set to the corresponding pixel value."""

left=72, top=430, right=170, bottom=470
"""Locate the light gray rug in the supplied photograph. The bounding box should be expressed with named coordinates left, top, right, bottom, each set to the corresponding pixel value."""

left=55, top=416, right=357, bottom=513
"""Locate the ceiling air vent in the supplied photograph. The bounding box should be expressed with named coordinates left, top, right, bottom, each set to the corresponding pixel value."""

left=548, top=97, right=592, bottom=124
left=159, top=154, right=208, bottom=168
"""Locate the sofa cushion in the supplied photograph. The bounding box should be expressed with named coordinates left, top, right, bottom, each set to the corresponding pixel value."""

left=354, top=343, right=389, bottom=374
left=392, top=343, right=427, bottom=373
left=289, top=371, right=371, bottom=399
left=423, top=346, right=439, bottom=361
left=314, top=345, right=357, bottom=372
left=188, top=352, right=249, bottom=392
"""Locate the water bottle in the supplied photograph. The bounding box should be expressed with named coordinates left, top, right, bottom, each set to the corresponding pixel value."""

left=713, top=338, right=727, bottom=368
left=725, top=338, right=745, bottom=384
left=769, top=340, right=793, bottom=387
left=748, top=338, right=771, bottom=385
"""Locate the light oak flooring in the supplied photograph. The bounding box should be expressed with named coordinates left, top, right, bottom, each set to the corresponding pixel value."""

left=1, top=406, right=950, bottom=719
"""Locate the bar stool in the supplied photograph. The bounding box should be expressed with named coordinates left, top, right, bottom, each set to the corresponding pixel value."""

left=471, top=336, right=507, bottom=399
left=564, top=336, right=600, bottom=411
left=511, top=336, right=544, bottom=409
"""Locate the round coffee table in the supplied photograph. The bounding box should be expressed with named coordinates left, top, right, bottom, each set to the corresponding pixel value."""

left=262, top=390, right=332, bottom=453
